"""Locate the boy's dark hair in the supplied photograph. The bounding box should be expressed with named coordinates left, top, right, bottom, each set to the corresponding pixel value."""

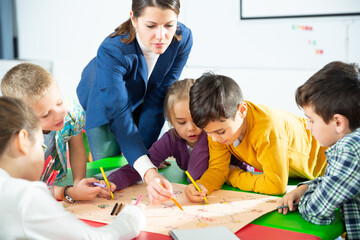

left=295, top=61, right=360, bottom=130
left=190, top=72, right=244, bottom=129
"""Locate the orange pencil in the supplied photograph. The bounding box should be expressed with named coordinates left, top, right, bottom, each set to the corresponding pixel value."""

left=160, top=183, right=184, bottom=211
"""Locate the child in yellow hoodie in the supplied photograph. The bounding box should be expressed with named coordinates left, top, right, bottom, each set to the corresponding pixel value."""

left=185, top=72, right=327, bottom=202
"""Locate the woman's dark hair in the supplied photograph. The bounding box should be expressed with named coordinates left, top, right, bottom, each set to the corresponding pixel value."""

left=0, top=96, right=40, bottom=157
left=110, top=0, right=181, bottom=43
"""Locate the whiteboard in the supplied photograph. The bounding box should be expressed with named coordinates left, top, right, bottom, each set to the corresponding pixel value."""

left=241, top=0, right=360, bottom=19
left=182, top=0, right=360, bottom=70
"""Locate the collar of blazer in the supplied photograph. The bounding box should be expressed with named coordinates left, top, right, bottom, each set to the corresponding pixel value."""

left=135, top=38, right=177, bottom=94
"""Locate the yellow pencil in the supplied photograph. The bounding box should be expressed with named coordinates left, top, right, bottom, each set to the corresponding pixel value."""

left=100, top=167, right=114, bottom=199
left=185, top=170, right=208, bottom=202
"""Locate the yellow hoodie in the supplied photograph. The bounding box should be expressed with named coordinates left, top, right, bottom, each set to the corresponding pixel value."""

left=197, top=101, right=327, bottom=195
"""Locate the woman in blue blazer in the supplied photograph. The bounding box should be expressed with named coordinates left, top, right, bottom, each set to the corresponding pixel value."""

left=77, top=0, right=192, bottom=204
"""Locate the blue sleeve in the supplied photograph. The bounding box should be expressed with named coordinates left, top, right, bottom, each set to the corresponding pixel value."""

left=96, top=41, right=149, bottom=166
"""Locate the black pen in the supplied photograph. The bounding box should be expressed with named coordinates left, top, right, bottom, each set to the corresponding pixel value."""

left=277, top=202, right=299, bottom=210
left=110, top=203, right=118, bottom=215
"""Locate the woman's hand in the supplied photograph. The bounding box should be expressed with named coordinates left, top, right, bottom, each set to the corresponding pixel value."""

left=185, top=183, right=208, bottom=203
left=277, top=184, right=308, bottom=215
left=144, top=168, right=174, bottom=205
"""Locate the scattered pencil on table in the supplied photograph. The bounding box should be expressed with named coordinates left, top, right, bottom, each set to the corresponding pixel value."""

left=134, top=194, right=143, bottom=205
left=160, top=183, right=184, bottom=211
left=99, top=167, right=114, bottom=199
left=92, top=182, right=107, bottom=188
left=277, top=202, right=299, bottom=210
left=110, top=203, right=118, bottom=215
left=115, top=203, right=123, bottom=215
left=110, top=203, right=123, bottom=216
left=185, top=170, right=208, bottom=203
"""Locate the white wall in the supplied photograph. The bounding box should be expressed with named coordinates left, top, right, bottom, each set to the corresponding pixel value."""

left=14, top=0, right=131, bottom=96
left=10, top=0, right=360, bottom=117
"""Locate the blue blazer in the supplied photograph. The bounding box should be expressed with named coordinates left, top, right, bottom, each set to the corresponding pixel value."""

left=77, top=22, right=193, bottom=166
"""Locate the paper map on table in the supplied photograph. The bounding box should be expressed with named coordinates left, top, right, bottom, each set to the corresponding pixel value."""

left=62, top=183, right=279, bottom=235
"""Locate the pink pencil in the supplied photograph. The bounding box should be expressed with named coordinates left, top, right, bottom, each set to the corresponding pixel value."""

left=134, top=194, right=143, bottom=205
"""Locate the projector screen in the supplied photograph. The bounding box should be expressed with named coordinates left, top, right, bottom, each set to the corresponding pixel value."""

left=241, top=0, right=360, bottom=19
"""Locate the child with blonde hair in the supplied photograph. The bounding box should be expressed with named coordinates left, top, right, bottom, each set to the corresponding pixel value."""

left=107, top=79, right=208, bottom=190
left=107, top=78, right=251, bottom=193
left=0, top=96, right=145, bottom=239
left=1, top=63, right=115, bottom=202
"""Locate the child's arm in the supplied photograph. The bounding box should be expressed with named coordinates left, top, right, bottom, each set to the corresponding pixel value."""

left=148, top=130, right=178, bottom=166
left=196, top=137, right=232, bottom=194
left=68, top=134, right=116, bottom=199
left=228, top=138, right=289, bottom=195
left=298, top=148, right=360, bottom=226
left=22, top=183, right=145, bottom=239
left=52, top=178, right=103, bottom=201
left=107, top=130, right=178, bottom=191
left=278, top=184, right=308, bottom=214
left=68, top=134, right=87, bottom=184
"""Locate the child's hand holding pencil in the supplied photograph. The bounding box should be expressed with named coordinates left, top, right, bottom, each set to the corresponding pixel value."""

left=96, top=180, right=117, bottom=199
left=184, top=171, right=208, bottom=203
left=184, top=182, right=208, bottom=203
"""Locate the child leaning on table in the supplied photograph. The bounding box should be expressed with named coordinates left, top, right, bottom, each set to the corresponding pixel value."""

left=278, top=61, right=360, bottom=240
left=185, top=72, right=328, bottom=202
left=1, top=63, right=115, bottom=202
left=0, top=96, right=145, bottom=239
left=107, top=78, right=253, bottom=191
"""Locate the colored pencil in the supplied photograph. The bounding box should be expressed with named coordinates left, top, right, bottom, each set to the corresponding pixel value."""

left=44, top=159, right=55, bottom=180
left=92, top=182, right=107, bottom=188
left=170, top=197, right=184, bottom=211
left=185, top=171, right=208, bottom=202
left=100, top=167, right=114, bottom=199
left=134, top=194, right=143, bottom=205
left=160, top=183, right=184, bottom=211
left=115, top=203, right=123, bottom=215
left=46, top=170, right=55, bottom=186
left=41, top=158, right=54, bottom=182
left=48, top=170, right=59, bottom=186
left=110, top=203, right=118, bottom=215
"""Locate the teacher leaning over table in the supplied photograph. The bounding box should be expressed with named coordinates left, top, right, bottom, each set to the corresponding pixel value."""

left=77, top=0, right=193, bottom=204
